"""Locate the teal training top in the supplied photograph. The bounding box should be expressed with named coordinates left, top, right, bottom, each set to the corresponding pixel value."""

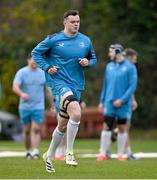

left=32, top=31, right=97, bottom=90
left=100, top=59, right=137, bottom=104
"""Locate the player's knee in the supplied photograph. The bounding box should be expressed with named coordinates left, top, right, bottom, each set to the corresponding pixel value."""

left=70, top=110, right=81, bottom=121
left=32, top=128, right=40, bottom=134
left=24, top=129, right=31, bottom=136
left=104, top=115, right=115, bottom=131
left=62, top=95, right=78, bottom=110
left=59, top=95, right=78, bottom=119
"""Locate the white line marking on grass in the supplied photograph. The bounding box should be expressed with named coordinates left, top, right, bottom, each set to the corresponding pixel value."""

left=0, top=151, right=25, bottom=157
left=0, top=151, right=157, bottom=158
left=77, top=152, right=157, bottom=158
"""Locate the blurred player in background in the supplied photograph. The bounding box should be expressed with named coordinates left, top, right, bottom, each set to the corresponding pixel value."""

left=12, top=55, right=46, bottom=159
left=111, top=48, right=139, bottom=160
left=97, top=44, right=137, bottom=161
left=124, top=48, right=138, bottom=160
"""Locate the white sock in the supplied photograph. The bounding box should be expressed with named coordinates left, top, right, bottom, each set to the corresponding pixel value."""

left=107, top=142, right=112, bottom=156
left=100, top=130, right=111, bottom=156
left=125, top=146, right=132, bottom=156
left=47, top=127, right=64, bottom=160
left=117, top=132, right=127, bottom=156
left=31, top=148, right=39, bottom=156
left=66, top=119, right=80, bottom=153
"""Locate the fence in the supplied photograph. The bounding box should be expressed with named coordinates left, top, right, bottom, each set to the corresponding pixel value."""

left=41, top=107, right=104, bottom=138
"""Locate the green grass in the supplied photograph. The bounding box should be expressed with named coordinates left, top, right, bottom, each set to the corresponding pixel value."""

left=0, top=134, right=157, bottom=179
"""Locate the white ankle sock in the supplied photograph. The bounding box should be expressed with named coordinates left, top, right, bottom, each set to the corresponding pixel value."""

left=125, top=146, right=132, bottom=156
left=117, top=132, right=127, bottom=156
left=31, top=148, right=39, bottom=156
left=100, top=130, right=111, bottom=156
left=47, top=127, right=64, bottom=160
left=66, top=119, right=80, bottom=153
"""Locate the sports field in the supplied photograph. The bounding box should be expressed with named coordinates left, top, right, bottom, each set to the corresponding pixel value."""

left=0, top=131, right=157, bottom=179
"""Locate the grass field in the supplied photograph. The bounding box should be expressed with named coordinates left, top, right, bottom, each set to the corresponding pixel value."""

left=0, top=131, right=157, bottom=179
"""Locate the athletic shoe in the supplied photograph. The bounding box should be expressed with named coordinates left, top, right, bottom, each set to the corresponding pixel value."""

left=55, top=155, right=65, bottom=161
left=65, top=152, right=78, bottom=166
left=127, top=154, right=139, bottom=160
left=96, top=155, right=110, bottom=161
left=25, top=152, right=32, bottom=159
left=116, top=156, right=127, bottom=161
left=32, top=154, right=40, bottom=160
left=42, top=152, right=55, bottom=173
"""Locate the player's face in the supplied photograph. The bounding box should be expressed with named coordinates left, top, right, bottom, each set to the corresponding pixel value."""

left=108, top=48, right=115, bottom=60
left=64, top=15, right=80, bottom=35
left=128, top=55, right=137, bottom=64
left=28, top=58, right=37, bottom=69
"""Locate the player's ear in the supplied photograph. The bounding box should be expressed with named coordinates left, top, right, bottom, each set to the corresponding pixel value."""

left=63, top=19, right=66, bottom=26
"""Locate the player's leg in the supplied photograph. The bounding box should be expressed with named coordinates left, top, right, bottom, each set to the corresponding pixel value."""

left=117, top=121, right=128, bottom=160
left=31, top=121, right=41, bottom=159
left=123, top=104, right=139, bottom=160
left=19, top=109, right=32, bottom=159
left=125, top=120, right=138, bottom=160
left=43, top=117, right=67, bottom=173
left=55, top=133, right=66, bottom=160
left=124, top=121, right=132, bottom=157
left=116, top=104, right=129, bottom=160
left=23, top=124, right=32, bottom=159
left=42, top=89, right=66, bottom=173
left=47, top=118, right=67, bottom=159
left=55, top=105, right=66, bottom=160
left=62, top=90, right=81, bottom=166
left=31, top=109, right=44, bottom=159
left=97, top=102, right=115, bottom=161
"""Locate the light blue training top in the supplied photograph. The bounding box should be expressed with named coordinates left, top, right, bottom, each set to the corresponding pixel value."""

left=13, top=66, right=46, bottom=110
left=99, top=59, right=137, bottom=104
left=31, top=31, right=97, bottom=91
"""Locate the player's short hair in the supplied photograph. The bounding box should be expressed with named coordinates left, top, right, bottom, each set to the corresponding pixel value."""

left=125, top=48, right=137, bottom=57
left=109, top=44, right=115, bottom=49
left=63, top=10, right=79, bottom=19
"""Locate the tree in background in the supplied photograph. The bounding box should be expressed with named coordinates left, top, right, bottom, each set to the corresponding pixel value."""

left=0, top=0, right=69, bottom=112
left=81, top=0, right=157, bottom=128
left=0, top=0, right=157, bottom=128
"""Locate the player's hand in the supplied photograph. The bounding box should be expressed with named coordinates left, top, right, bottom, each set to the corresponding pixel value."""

left=21, top=92, right=29, bottom=101
left=132, top=99, right=138, bottom=111
left=48, top=66, right=59, bottom=74
left=98, top=103, right=104, bottom=113
left=113, top=99, right=122, bottom=108
left=79, top=58, right=89, bottom=67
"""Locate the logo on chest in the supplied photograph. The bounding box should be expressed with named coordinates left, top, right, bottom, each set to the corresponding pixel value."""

left=79, top=42, right=85, bottom=48
left=109, top=66, right=114, bottom=70
left=121, top=66, right=127, bottom=72
left=58, top=42, right=64, bottom=47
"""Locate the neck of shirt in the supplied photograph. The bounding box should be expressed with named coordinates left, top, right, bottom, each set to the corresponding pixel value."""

left=63, top=30, right=78, bottom=38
